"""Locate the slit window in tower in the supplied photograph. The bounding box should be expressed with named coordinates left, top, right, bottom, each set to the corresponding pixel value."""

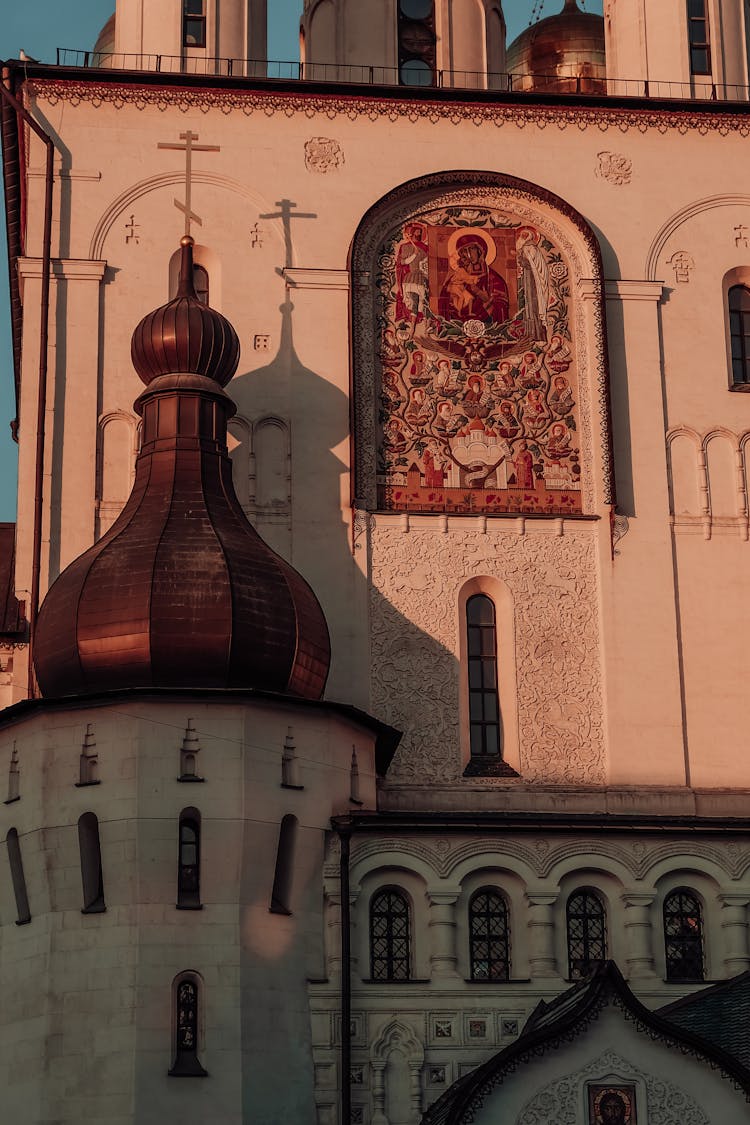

left=467, top=594, right=502, bottom=758
left=177, top=809, right=201, bottom=909
left=398, top=0, right=436, bottom=87
left=687, top=0, right=711, bottom=75
left=183, top=0, right=207, bottom=48
left=193, top=264, right=209, bottom=306
left=664, top=888, right=705, bottom=981
left=729, top=285, right=750, bottom=386
left=567, top=890, right=607, bottom=980
left=169, top=974, right=208, bottom=1077
left=469, top=889, right=510, bottom=981
left=270, top=814, right=297, bottom=914
left=6, top=829, right=31, bottom=925
left=78, top=812, right=106, bottom=914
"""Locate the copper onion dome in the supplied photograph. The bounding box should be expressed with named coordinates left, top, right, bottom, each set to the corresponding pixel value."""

left=34, top=237, right=330, bottom=700
left=506, top=0, right=606, bottom=96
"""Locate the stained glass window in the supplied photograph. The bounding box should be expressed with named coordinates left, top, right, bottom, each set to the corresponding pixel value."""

left=664, top=889, right=705, bottom=981
left=467, top=594, right=501, bottom=757
left=567, top=890, right=606, bottom=980
left=729, top=285, right=750, bottom=386
left=370, top=889, right=411, bottom=981
left=170, top=975, right=208, bottom=1077
left=469, top=889, right=510, bottom=981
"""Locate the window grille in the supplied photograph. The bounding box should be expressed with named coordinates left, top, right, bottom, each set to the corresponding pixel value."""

left=567, top=890, right=606, bottom=980
left=729, top=285, right=750, bottom=386
left=467, top=594, right=502, bottom=757
left=469, top=889, right=510, bottom=980
left=664, top=889, right=705, bottom=981
left=370, top=888, right=411, bottom=981
left=177, top=809, right=201, bottom=909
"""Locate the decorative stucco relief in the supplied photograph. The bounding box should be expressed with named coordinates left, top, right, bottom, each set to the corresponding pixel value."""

left=304, top=136, right=344, bottom=172
left=595, top=151, right=632, bottom=185
left=369, top=527, right=606, bottom=784
left=516, top=1050, right=709, bottom=1125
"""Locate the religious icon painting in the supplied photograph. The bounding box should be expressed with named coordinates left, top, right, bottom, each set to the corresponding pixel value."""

left=376, top=205, right=581, bottom=516
left=587, top=1083, right=637, bottom=1125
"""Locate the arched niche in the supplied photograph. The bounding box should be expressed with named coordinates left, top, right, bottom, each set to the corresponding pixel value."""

left=350, top=171, right=613, bottom=520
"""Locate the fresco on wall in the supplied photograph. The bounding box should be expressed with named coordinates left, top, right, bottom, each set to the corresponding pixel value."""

left=587, top=1084, right=637, bottom=1125
left=377, top=207, right=582, bottom=514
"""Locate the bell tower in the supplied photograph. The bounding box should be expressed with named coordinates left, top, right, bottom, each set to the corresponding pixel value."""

left=604, top=0, right=750, bottom=91
left=301, top=0, right=506, bottom=89
left=110, top=0, right=267, bottom=67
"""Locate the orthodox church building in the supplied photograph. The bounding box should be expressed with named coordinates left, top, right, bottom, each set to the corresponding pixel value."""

left=1, top=1, right=750, bottom=1122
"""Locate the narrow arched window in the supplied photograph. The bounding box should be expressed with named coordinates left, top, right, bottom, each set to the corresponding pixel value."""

left=469, top=889, right=509, bottom=981
left=398, top=0, right=436, bottom=87
left=6, top=828, right=30, bottom=925
left=177, top=808, right=201, bottom=909
left=183, top=0, right=206, bottom=47
left=169, top=973, right=208, bottom=1077
left=370, top=888, right=411, bottom=981
left=270, top=814, right=297, bottom=914
left=78, top=812, right=105, bottom=914
left=664, top=888, right=705, bottom=981
left=567, top=890, right=607, bottom=980
left=687, top=0, right=711, bottom=75
left=729, top=285, right=750, bottom=386
left=193, top=264, right=209, bottom=306
left=467, top=594, right=501, bottom=758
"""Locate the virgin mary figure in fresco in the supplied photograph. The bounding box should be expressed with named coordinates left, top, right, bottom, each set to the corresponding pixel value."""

left=438, top=229, right=509, bottom=324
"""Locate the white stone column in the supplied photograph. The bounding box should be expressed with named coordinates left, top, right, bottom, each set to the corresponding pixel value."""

left=525, top=890, right=560, bottom=979
left=622, top=892, right=658, bottom=978
left=426, top=888, right=461, bottom=980
left=371, top=1062, right=386, bottom=1125
left=719, top=892, right=750, bottom=975
left=409, top=1062, right=423, bottom=1120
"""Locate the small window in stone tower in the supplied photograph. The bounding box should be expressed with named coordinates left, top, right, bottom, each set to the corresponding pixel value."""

left=177, top=808, right=201, bottom=909
left=398, top=0, right=436, bottom=87
left=728, top=285, right=750, bottom=387
left=687, top=0, right=711, bottom=75
left=664, top=888, right=705, bottom=981
left=193, top=264, right=209, bottom=306
left=183, top=0, right=206, bottom=48
left=370, top=888, right=411, bottom=981
left=78, top=811, right=105, bottom=914
left=469, top=889, right=510, bottom=981
left=467, top=594, right=502, bottom=758
left=169, top=973, right=208, bottom=1077
left=567, top=889, right=607, bottom=980
left=269, top=814, right=297, bottom=914
left=6, top=828, right=31, bottom=925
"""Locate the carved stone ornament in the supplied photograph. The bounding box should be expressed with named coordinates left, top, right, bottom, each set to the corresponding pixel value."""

left=666, top=251, right=695, bottom=284
left=32, top=79, right=750, bottom=140
left=596, top=151, right=633, bottom=186
left=516, top=1050, right=709, bottom=1125
left=370, top=528, right=606, bottom=784
left=304, top=137, right=344, bottom=173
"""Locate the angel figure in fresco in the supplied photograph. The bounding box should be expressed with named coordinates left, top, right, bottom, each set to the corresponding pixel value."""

left=496, top=400, right=521, bottom=439
left=381, top=367, right=403, bottom=406
left=381, top=326, right=403, bottom=365
left=396, top=222, right=430, bottom=322
left=383, top=419, right=409, bottom=457
left=517, top=226, right=551, bottom=340
left=404, top=387, right=433, bottom=428
left=521, top=388, right=551, bottom=436
left=438, top=229, right=509, bottom=324
left=544, top=333, right=572, bottom=374
left=434, top=399, right=461, bottom=437
left=518, top=350, right=545, bottom=389
left=512, top=441, right=535, bottom=489
left=435, top=358, right=460, bottom=394
left=461, top=374, right=492, bottom=418
left=549, top=374, right=575, bottom=417
left=409, top=350, right=431, bottom=384
left=492, top=360, right=516, bottom=396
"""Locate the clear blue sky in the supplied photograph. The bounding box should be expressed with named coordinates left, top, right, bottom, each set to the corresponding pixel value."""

left=0, top=0, right=603, bottom=521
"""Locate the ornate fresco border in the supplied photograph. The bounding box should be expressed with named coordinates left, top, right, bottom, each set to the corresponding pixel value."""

left=28, top=78, right=750, bottom=139
left=349, top=171, right=612, bottom=512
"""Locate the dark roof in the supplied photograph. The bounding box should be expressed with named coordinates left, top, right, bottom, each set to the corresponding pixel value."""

left=0, top=524, right=25, bottom=638
left=421, top=962, right=750, bottom=1124
left=658, top=970, right=750, bottom=1070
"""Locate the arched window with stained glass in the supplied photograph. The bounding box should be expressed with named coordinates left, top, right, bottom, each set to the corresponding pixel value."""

left=469, top=889, right=510, bottom=981
left=169, top=972, right=208, bottom=1077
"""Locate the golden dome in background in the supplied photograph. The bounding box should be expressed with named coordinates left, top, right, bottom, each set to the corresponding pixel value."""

left=506, top=0, right=606, bottom=95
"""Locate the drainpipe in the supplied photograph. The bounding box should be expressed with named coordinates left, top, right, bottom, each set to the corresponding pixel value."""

left=339, top=824, right=352, bottom=1125
left=0, top=72, right=55, bottom=697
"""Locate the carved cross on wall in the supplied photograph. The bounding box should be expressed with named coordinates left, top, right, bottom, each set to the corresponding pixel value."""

left=157, top=130, right=221, bottom=237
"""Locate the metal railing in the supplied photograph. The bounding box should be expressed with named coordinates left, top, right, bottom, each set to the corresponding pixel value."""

left=52, top=48, right=750, bottom=103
